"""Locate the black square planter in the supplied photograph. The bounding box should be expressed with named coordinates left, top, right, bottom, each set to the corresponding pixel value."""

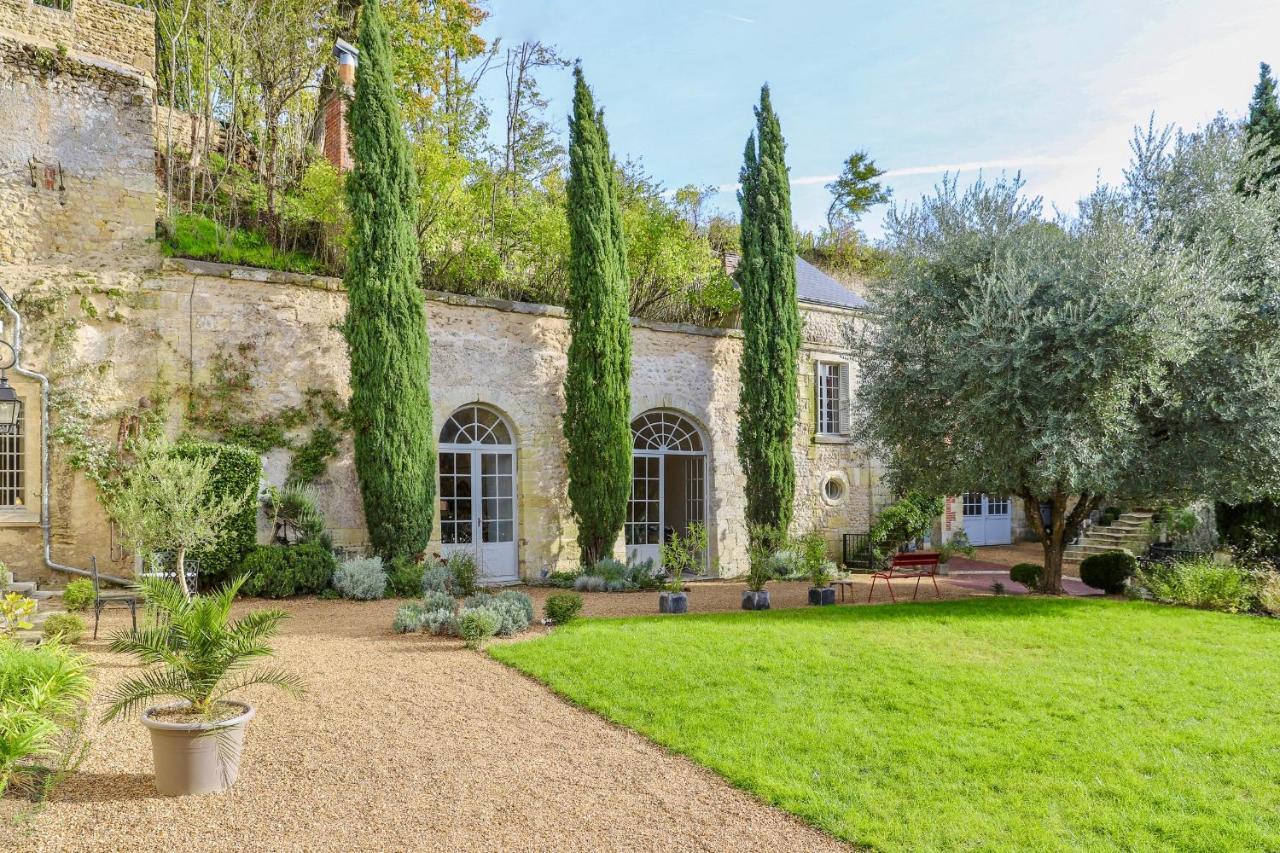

left=808, top=586, right=836, bottom=606
left=741, top=589, right=771, bottom=610
left=659, top=591, right=688, bottom=614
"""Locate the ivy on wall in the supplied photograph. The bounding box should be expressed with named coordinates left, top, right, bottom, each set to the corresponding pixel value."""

left=185, top=342, right=348, bottom=485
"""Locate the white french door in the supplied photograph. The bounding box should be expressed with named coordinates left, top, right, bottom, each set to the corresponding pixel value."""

left=626, top=453, right=663, bottom=566
left=961, top=493, right=1012, bottom=546
left=439, top=449, right=518, bottom=583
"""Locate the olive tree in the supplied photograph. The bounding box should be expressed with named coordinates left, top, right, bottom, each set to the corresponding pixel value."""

left=855, top=118, right=1280, bottom=592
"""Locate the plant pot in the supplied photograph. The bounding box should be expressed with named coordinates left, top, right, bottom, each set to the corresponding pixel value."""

left=808, top=586, right=836, bottom=606
left=659, top=591, right=688, bottom=614
left=140, top=700, right=255, bottom=796
left=741, top=589, right=771, bottom=610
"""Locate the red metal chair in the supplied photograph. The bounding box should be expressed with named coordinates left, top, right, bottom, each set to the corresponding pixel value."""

left=868, top=552, right=942, bottom=603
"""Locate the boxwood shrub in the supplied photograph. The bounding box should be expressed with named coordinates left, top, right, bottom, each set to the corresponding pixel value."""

left=545, top=592, right=583, bottom=625
left=1079, top=550, right=1137, bottom=594
left=239, top=543, right=336, bottom=598
left=1009, top=563, right=1043, bottom=590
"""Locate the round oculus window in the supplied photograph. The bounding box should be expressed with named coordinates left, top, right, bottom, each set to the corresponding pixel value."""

left=823, top=477, right=845, bottom=503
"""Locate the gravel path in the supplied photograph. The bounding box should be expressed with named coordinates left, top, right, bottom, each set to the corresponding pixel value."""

left=2, top=591, right=865, bottom=853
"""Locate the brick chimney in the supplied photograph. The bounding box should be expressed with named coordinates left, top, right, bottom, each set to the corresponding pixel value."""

left=323, top=39, right=358, bottom=172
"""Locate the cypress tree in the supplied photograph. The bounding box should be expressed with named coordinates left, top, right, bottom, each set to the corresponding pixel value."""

left=343, top=0, right=435, bottom=560
left=563, top=65, right=632, bottom=565
left=1244, top=62, right=1280, bottom=189
left=737, top=85, right=800, bottom=546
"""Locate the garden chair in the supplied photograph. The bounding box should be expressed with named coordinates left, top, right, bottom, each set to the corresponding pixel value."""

left=91, top=555, right=139, bottom=639
left=868, top=552, right=941, bottom=603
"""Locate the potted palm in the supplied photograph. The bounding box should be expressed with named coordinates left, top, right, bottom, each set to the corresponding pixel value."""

left=659, top=523, right=706, bottom=614
left=102, top=576, right=303, bottom=796
left=799, top=530, right=836, bottom=605
left=741, top=540, right=771, bottom=610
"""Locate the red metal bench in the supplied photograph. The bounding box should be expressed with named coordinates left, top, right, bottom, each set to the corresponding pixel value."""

left=868, top=552, right=941, bottom=603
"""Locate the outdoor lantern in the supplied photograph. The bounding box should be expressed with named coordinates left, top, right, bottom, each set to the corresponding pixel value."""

left=0, top=337, right=17, bottom=436
left=0, top=375, right=18, bottom=436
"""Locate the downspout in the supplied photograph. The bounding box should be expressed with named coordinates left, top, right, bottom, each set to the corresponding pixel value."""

left=0, top=287, right=132, bottom=586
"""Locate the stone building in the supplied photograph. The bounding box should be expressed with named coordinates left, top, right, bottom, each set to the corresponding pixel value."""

left=0, top=0, right=893, bottom=587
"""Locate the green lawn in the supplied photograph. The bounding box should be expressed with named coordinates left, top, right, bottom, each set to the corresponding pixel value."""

left=491, top=598, right=1280, bottom=851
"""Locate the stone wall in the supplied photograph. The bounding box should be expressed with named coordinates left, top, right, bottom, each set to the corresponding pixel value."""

left=0, top=1, right=155, bottom=264
left=0, top=255, right=877, bottom=584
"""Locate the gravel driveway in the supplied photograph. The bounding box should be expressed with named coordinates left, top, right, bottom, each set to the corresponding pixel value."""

left=2, top=594, right=851, bottom=852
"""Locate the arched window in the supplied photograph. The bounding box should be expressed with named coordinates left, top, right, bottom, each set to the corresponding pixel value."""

left=439, top=404, right=513, bottom=446
left=631, top=410, right=702, bottom=453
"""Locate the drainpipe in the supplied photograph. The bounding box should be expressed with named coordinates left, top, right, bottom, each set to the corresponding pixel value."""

left=0, top=287, right=132, bottom=587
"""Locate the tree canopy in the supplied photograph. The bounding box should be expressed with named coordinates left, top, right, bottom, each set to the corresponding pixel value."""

left=856, top=118, right=1280, bottom=591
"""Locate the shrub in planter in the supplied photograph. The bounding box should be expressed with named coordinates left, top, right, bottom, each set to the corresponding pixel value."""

left=658, top=523, right=706, bottom=614
left=61, top=579, right=95, bottom=613
left=742, top=538, right=772, bottom=611
left=41, top=613, right=85, bottom=644
left=102, top=577, right=303, bottom=796
left=1010, top=563, right=1043, bottom=590
left=1135, top=557, right=1262, bottom=613
left=333, top=556, right=387, bottom=600
left=545, top=593, right=583, bottom=625
left=457, top=607, right=500, bottom=649
left=386, top=556, right=425, bottom=598
left=799, top=530, right=835, bottom=605
left=0, top=637, right=92, bottom=798
left=1079, top=550, right=1137, bottom=594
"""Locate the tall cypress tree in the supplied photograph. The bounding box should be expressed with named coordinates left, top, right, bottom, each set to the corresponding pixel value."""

left=737, top=85, right=800, bottom=546
left=1244, top=62, right=1280, bottom=188
left=563, top=65, right=632, bottom=565
left=343, top=0, right=435, bottom=560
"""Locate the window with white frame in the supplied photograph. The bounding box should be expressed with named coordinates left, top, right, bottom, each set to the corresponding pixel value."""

left=0, top=401, right=24, bottom=509
left=815, top=360, right=849, bottom=436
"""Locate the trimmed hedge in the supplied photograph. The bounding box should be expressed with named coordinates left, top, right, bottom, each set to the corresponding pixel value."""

left=239, top=543, right=336, bottom=598
left=1009, top=563, right=1043, bottom=590
left=1079, top=550, right=1137, bottom=594
left=172, top=439, right=261, bottom=585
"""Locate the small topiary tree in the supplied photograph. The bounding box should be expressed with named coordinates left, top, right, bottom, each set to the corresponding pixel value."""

left=1079, top=550, right=1137, bottom=594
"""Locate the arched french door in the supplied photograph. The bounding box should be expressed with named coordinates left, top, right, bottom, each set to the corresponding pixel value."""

left=625, top=410, right=707, bottom=568
left=438, top=405, right=518, bottom=583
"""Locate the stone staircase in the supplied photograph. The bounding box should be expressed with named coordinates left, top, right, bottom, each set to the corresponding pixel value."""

left=4, top=577, right=67, bottom=644
left=1063, top=511, right=1155, bottom=564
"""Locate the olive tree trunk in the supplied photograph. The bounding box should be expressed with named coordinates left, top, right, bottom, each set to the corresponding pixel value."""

left=1020, top=491, right=1102, bottom=593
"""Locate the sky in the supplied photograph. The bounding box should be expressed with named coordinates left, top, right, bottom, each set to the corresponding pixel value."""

left=477, top=0, right=1280, bottom=240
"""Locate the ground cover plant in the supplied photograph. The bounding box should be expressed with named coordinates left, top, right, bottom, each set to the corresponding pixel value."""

left=492, top=597, right=1280, bottom=851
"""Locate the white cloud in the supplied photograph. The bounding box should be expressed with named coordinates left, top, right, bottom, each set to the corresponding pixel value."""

left=724, top=13, right=756, bottom=24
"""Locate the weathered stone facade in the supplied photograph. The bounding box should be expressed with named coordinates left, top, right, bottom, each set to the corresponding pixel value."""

left=0, top=255, right=881, bottom=583
left=0, top=0, right=155, bottom=264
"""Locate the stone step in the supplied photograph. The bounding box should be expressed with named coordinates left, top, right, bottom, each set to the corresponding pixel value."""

left=5, top=580, right=37, bottom=596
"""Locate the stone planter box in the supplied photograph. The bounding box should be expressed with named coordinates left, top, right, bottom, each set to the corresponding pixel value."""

left=659, top=591, right=688, bottom=614
left=741, top=589, right=771, bottom=610
left=808, top=586, right=836, bottom=606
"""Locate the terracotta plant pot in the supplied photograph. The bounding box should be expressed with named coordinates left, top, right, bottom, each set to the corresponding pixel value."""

left=140, top=700, right=255, bottom=796
left=658, top=591, right=688, bottom=614
left=808, top=586, right=836, bottom=606
left=741, top=589, right=771, bottom=610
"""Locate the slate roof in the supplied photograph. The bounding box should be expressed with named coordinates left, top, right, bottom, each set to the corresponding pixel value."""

left=721, top=253, right=870, bottom=310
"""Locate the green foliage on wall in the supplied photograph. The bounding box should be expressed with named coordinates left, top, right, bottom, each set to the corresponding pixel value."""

left=737, top=85, right=801, bottom=546
left=343, top=0, right=436, bottom=560
left=170, top=439, right=261, bottom=586
left=562, top=66, right=632, bottom=565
